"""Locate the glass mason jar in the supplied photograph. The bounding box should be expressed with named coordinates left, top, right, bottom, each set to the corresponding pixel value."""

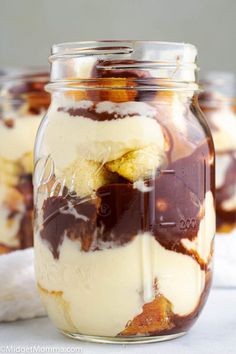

left=0, top=68, right=50, bottom=254
left=34, top=41, right=215, bottom=343
left=199, top=72, right=236, bottom=233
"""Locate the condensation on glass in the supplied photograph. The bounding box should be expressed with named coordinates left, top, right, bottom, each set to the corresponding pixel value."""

left=0, top=68, right=50, bottom=254
left=34, top=41, right=215, bottom=343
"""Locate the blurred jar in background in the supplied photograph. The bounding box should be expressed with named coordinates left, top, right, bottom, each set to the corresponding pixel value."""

left=0, top=68, right=50, bottom=254
left=199, top=72, right=236, bottom=234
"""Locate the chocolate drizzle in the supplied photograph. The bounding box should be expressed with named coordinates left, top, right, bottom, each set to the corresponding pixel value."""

left=41, top=196, right=98, bottom=258
left=57, top=105, right=151, bottom=121
left=40, top=141, right=213, bottom=270
left=153, top=141, right=212, bottom=252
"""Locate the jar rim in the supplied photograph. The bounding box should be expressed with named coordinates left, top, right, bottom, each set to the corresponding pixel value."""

left=51, top=40, right=197, bottom=62
left=48, top=41, right=199, bottom=91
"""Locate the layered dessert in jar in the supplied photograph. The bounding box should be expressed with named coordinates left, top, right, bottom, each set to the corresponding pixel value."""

left=34, top=41, right=215, bottom=343
left=199, top=72, right=236, bottom=233
left=0, top=69, right=50, bottom=254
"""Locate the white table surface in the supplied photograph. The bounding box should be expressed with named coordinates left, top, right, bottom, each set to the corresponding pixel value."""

left=0, top=288, right=235, bottom=354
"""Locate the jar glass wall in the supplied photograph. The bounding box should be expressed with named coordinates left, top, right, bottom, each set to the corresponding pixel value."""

left=0, top=68, right=50, bottom=254
left=34, top=41, right=215, bottom=343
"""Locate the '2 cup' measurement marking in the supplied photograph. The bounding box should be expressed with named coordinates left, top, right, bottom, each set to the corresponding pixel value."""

left=159, top=219, right=197, bottom=230
left=158, top=165, right=199, bottom=231
left=179, top=218, right=197, bottom=230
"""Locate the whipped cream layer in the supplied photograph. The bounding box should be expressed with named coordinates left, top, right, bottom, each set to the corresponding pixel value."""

left=0, top=115, right=43, bottom=161
left=39, top=101, right=166, bottom=172
left=35, top=232, right=205, bottom=337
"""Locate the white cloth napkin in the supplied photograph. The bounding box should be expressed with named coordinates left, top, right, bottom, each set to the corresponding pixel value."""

left=0, top=247, right=46, bottom=321
left=213, top=230, right=236, bottom=288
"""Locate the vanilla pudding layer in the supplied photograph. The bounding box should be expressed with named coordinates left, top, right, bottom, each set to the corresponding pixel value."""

left=40, top=101, right=165, bottom=172
left=0, top=115, right=43, bottom=160
left=35, top=232, right=206, bottom=337
left=38, top=98, right=199, bottom=174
